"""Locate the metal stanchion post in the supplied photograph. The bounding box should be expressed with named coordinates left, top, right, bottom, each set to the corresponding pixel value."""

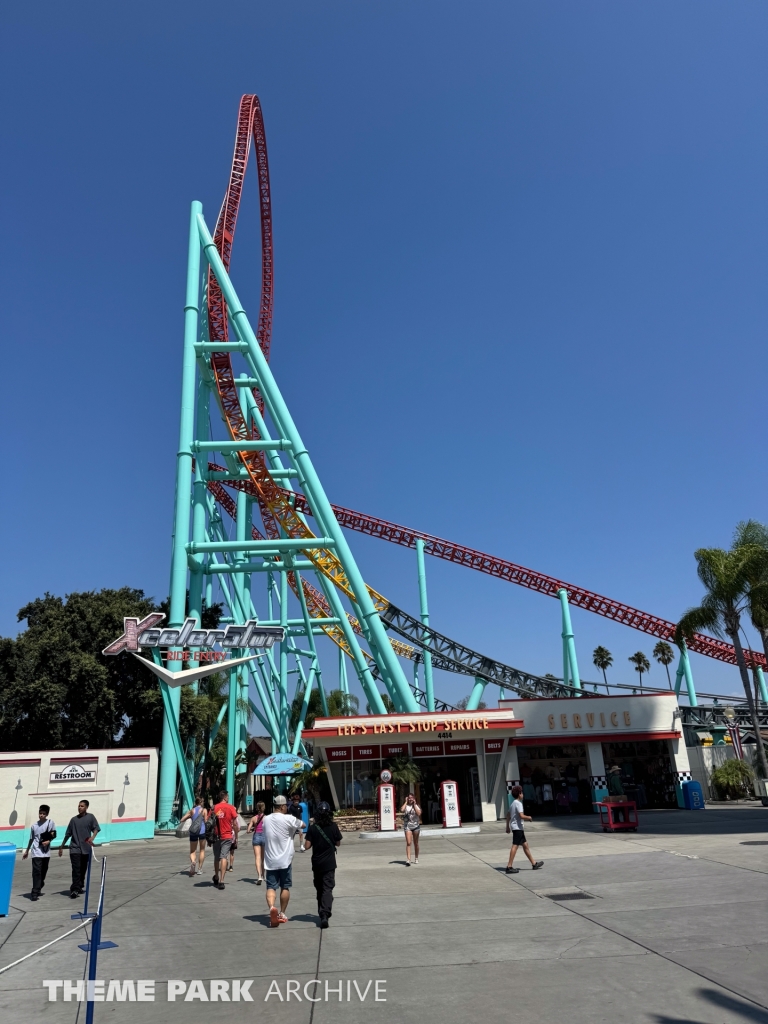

left=79, top=858, right=118, bottom=953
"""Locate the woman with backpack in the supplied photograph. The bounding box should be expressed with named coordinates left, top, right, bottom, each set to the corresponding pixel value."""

left=303, top=802, right=342, bottom=928
left=180, top=797, right=208, bottom=877
left=246, top=801, right=267, bottom=883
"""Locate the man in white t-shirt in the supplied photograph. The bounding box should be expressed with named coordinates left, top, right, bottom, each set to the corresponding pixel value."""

left=505, top=785, right=543, bottom=874
left=263, top=794, right=304, bottom=927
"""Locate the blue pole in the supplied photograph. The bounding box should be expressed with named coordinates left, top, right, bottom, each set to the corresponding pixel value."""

left=466, top=677, right=487, bottom=711
left=757, top=666, right=768, bottom=705
left=159, top=200, right=202, bottom=825
left=415, top=539, right=435, bottom=712
left=558, top=588, right=581, bottom=692
left=196, top=211, right=418, bottom=713
left=680, top=642, right=697, bottom=707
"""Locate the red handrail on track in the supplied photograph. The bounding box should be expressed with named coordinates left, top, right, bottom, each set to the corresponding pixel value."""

left=209, top=464, right=766, bottom=671
left=201, top=96, right=766, bottom=677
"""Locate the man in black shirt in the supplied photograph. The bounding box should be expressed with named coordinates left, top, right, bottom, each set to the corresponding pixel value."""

left=303, top=802, right=342, bottom=929
left=58, top=800, right=100, bottom=898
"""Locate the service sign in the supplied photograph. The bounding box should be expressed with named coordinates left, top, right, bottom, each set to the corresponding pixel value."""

left=50, top=764, right=97, bottom=783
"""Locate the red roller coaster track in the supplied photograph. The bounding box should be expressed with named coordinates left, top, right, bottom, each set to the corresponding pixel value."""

left=203, top=95, right=767, bottom=677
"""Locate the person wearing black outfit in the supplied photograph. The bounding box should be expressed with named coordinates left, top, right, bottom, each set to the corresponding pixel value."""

left=303, top=802, right=342, bottom=929
left=22, top=804, right=56, bottom=901
left=58, top=799, right=100, bottom=898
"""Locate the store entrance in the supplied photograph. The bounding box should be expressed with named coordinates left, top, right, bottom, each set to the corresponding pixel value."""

left=517, top=743, right=592, bottom=816
left=601, top=740, right=677, bottom=809
left=413, top=756, right=482, bottom=823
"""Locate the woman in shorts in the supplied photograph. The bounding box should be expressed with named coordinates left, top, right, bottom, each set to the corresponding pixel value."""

left=401, top=794, right=422, bottom=866
left=246, top=801, right=266, bottom=883
left=180, top=797, right=208, bottom=877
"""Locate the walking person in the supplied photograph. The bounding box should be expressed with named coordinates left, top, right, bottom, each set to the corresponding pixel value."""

left=58, top=800, right=100, bottom=898
left=228, top=816, right=242, bottom=873
left=401, top=794, right=421, bottom=865
left=210, top=789, right=238, bottom=891
left=263, top=794, right=304, bottom=927
left=287, top=792, right=307, bottom=851
left=505, top=785, right=543, bottom=873
left=179, top=797, right=208, bottom=877
left=22, top=804, right=56, bottom=901
left=304, top=802, right=342, bottom=929
left=246, top=801, right=266, bottom=883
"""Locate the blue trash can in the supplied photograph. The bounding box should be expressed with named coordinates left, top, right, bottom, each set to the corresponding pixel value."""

left=682, top=780, right=705, bottom=810
left=0, top=843, right=17, bottom=916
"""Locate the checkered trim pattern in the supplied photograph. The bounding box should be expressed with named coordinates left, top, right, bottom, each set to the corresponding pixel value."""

left=676, top=771, right=692, bottom=782
left=589, top=776, right=607, bottom=787
left=506, top=780, right=521, bottom=790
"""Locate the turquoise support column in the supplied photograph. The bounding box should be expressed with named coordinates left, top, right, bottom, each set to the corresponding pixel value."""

left=279, top=568, right=289, bottom=751
left=466, top=677, right=487, bottom=711
left=197, top=212, right=418, bottom=713
left=292, top=566, right=329, bottom=716
left=339, top=646, right=349, bottom=696
left=415, top=539, right=435, bottom=712
left=225, top=662, right=239, bottom=801
left=558, top=589, right=581, bottom=692
left=676, top=642, right=697, bottom=707
left=757, top=666, right=768, bottom=705
left=159, top=199, right=202, bottom=826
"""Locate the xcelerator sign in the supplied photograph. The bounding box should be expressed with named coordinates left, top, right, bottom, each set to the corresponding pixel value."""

left=102, top=615, right=286, bottom=689
left=103, top=614, right=283, bottom=659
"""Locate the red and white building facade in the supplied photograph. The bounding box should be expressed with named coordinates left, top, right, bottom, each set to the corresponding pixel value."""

left=304, top=693, right=691, bottom=821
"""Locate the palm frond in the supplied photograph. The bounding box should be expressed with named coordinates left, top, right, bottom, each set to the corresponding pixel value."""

left=675, top=603, right=721, bottom=646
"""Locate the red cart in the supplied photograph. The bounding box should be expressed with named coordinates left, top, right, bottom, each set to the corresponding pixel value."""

left=596, top=800, right=638, bottom=832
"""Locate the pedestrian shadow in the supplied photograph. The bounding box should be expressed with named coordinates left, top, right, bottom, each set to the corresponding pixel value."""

left=243, top=914, right=272, bottom=928
left=388, top=860, right=411, bottom=866
left=740, top=841, right=768, bottom=846
left=652, top=988, right=768, bottom=1024
left=239, top=877, right=263, bottom=885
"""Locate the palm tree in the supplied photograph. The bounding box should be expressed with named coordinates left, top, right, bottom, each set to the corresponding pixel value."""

left=652, top=641, right=675, bottom=690
left=628, top=651, right=650, bottom=692
left=290, top=687, right=358, bottom=735
left=675, top=544, right=768, bottom=780
left=387, top=755, right=422, bottom=806
left=733, top=520, right=768, bottom=704
left=592, top=647, right=613, bottom=694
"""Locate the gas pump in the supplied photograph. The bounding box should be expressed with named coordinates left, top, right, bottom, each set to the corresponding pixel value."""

left=377, top=769, right=396, bottom=831
left=440, top=779, right=461, bottom=828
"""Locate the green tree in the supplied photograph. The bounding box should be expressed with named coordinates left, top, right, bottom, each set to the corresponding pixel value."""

left=386, top=755, right=421, bottom=805
left=676, top=544, right=768, bottom=780
left=456, top=695, right=488, bottom=710
left=368, top=693, right=396, bottom=714
left=628, top=651, right=650, bottom=692
left=592, top=646, right=613, bottom=694
left=652, top=641, right=675, bottom=690
left=710, top=758, right=753, bottom=799
left=0, top=588, right=224, bottom=755
left=290, top=687, right=359, bottom=735
left=733, top=520, right=768, bottom=703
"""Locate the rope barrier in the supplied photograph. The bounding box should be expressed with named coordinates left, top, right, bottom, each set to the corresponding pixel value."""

left=0, top=917, right=90, bottom=975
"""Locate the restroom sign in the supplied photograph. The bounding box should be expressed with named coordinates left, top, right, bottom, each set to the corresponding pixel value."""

left=49, top=764, right=97, bottom=783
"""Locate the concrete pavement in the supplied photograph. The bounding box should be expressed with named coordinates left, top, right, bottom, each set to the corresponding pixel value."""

left=2, top=805, right=768, bottom=1023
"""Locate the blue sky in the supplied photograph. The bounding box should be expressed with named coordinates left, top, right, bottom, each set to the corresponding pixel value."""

left=2, top=2, right=767, bottom=704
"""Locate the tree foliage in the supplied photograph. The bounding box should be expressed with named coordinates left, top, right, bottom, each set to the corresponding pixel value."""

left=0, top=588, right=221, bottom=752
left=710, top=758, right=753, bottom=799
